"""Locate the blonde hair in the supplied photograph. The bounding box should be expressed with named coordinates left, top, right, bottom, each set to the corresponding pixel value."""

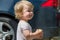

left=14, top=0, right=34, bottom=20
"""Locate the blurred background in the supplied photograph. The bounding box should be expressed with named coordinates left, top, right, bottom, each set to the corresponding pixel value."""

left=0, top=0, right=60, bottom=40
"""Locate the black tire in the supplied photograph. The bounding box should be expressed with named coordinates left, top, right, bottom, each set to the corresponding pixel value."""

left=0, top=16, right=18, bottom=40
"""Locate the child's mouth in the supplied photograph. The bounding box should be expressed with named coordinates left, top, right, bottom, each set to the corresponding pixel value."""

left=28, top=15, right=32, bottom=18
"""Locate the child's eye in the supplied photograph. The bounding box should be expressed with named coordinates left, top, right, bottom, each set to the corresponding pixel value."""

left=28, top=10, right=33, bottom=12
left=28, top=10, right=31, bottom=12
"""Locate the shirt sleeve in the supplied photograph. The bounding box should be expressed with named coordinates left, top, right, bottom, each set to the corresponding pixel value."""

left=20, top=22, right=29, bottom=30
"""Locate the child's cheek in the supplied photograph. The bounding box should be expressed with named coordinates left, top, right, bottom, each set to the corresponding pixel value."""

left=24, top=13, right=29, bottom=16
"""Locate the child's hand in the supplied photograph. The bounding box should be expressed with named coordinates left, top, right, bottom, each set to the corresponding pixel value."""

left=36, top=29, right=42, bottom=33
left=35, top=29, right=43, bottom=39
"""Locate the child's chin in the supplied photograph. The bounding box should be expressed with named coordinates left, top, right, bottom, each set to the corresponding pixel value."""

left=28, top=18, right=32, bottom=20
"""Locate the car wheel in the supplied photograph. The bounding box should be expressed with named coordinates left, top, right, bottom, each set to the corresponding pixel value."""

left=0, top=17, right=18, bottom=40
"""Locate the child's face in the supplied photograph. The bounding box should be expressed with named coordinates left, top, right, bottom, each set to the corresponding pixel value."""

left=22, top=5, right=34, bottom=21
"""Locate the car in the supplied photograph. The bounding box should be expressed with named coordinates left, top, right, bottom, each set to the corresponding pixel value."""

left=0, top=0, right=19, bottom=40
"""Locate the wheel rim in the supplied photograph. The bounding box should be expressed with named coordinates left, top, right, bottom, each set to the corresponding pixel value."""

left=0, top=22, right=14, bottom=40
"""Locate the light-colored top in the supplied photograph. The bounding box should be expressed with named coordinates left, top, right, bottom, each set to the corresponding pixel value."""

left=16, top=20, right=32, bottom=40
